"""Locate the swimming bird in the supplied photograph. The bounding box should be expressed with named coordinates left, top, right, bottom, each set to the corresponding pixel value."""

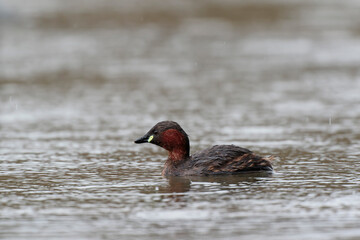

left=135, top=121, right=273, bottom=176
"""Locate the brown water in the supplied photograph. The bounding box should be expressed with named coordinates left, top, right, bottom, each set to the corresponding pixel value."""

left=1, top=1, right=360, bottom=239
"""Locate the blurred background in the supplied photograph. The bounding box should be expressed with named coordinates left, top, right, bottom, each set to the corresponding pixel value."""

left=1, top=0, right=360, bottom=239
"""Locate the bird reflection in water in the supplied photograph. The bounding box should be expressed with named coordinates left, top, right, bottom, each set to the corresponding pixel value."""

left=165, top=171, right=273, bottom=193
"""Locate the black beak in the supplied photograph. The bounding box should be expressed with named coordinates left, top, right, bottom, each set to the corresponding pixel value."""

left=134, top=134, right=149, bottom=144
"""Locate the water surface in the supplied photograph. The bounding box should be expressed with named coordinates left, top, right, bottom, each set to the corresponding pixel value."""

left=1, top=1, right=360, bottom=239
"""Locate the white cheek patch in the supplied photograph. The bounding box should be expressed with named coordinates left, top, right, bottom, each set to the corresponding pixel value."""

left=148, top=135, right=154, bottom=143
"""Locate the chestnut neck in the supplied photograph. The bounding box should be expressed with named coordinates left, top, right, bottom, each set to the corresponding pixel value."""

left=160, top=129, right=190, bottom=164
left=168, top=148, right=190, bottom=163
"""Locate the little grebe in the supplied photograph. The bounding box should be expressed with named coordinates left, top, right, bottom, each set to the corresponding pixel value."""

left=135, top=121, right=273, bottom=176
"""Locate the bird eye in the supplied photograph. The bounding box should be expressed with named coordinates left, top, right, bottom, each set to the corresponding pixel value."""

left=154, top=130, right=158, bottom=135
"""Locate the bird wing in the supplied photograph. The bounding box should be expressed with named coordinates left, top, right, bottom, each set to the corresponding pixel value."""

left=190, top=145, right=272, bottom=174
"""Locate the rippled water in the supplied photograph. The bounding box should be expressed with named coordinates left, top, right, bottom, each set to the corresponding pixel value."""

left=1, top=0, right=360, bottom=239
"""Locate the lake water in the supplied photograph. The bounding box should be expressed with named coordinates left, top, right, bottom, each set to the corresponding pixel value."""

left=1, top=0, right=360, bottom=239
